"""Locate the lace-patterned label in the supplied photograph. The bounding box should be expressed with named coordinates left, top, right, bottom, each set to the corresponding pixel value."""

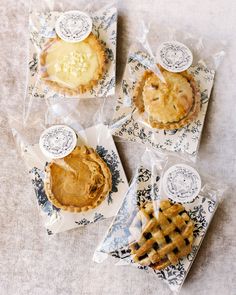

left=39, top=125, right=77, bottom=159
left=156, top=41, right=193, bottom=72
left=162, top=164, right=201, bottom=203
left=55, top=11, right=92, bottom=42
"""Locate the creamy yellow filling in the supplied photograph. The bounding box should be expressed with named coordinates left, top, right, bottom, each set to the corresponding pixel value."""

left=45, top=40, right=99, bottom=89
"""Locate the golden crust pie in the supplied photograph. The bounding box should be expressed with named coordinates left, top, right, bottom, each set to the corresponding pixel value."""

left=40, top=33, right=105, bottom=95
left=44, top=145, right=112, bottom=212
left=133, top=67, right=201, bottom=130
left=129, top=200, right=194, bottom=270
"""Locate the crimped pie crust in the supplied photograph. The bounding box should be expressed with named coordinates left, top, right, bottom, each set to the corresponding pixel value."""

left=44, top=145, right=112, bottom=213
left=40, top=33, right=106, bottom=96
left=133, top=67, right=201, bottom=130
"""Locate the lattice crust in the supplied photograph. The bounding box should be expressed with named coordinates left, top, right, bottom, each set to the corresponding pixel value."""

left=129, top=200, right=194, bottom=270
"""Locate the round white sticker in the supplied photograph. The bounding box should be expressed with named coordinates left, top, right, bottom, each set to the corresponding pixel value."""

left=39, top=125, right=77, bottom=159
left=156, top=41, right=193, bottom=72
left=162, top=164, right=201, bottom=203
left=55, top=11, right=92, bottom=43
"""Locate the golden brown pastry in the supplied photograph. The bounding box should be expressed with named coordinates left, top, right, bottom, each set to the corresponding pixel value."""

left=133, top=67, right=201, bottom=130
left=129, top=200, right=194, bottom=270
left=44, top=145, right=112, bottom=212
left=40, top=33, right=105, bottom=95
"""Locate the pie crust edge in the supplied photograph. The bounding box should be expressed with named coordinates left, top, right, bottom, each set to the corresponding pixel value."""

left=44, top=146, right=112, bottom=213
left=40, top=33, right=106, bottom=96
left=133, top=68, right=201, bottom=130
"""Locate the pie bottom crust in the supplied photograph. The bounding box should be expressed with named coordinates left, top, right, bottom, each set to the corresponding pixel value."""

left=44, top=146, right=112, bottom=213
left=40, top=33, right=106, bottom=96
left=133, top=69, right=201, bottom=130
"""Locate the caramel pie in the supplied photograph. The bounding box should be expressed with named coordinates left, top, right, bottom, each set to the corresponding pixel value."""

left=44, top=146, right=112, bottom=212
left=129, top=200, right=194, bottom=270
left=40, top=33, right=105, bottom=95
left=133, top=67, right=201, bottom=130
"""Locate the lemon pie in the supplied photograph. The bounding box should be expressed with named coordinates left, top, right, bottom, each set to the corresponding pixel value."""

left=44, top=145, right=112, bottom=212
left=40, top=33, right=105, bottom=95
left=133, top=67, right=201, bottom=130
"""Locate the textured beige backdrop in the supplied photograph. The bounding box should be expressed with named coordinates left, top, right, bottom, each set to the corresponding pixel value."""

left=0, top=0, right=236, bottom=294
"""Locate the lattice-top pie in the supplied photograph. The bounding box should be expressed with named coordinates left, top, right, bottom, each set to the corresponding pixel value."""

left=44, top=145, right=112, bottom=212
left=40, top=33, right=105, bottom=95
left=129, top=200, right=194, bottom=270
left=133, top=67, right=201, bottom=130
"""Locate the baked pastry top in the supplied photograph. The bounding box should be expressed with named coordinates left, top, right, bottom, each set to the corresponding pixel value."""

left=44, top=145, right=112, bottom=212
left=129, top=200, right=194, bottom=270
left=133, top=67, right=201, bottom=130
left=40, top=33, right=105, bottom=95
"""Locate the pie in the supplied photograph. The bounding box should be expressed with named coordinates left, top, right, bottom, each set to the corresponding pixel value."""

left=129, top=200, right=194, bottom=270
left=40, top=33, right=106, bottom=95
left=44, top=145, right=112, bottom=212
left=133, top=67, right=201, bottom=130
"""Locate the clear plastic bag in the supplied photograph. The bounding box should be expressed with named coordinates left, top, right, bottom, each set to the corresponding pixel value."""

left=94, top=148, right=227, bottom=293
left=24, top=0, right=117, bottom=123
left=3, top=0, right=127, bottom=236
left=10, top=98, right=128, bottom=235
left=111, top=22, right=226, bottom=157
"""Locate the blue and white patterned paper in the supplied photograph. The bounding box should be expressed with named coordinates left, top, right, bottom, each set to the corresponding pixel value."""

left=28, top=6, right=117, bottom=99
left=97, top=165, right=218, bottom=292
left=24, top=124, right=128, bottom=235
